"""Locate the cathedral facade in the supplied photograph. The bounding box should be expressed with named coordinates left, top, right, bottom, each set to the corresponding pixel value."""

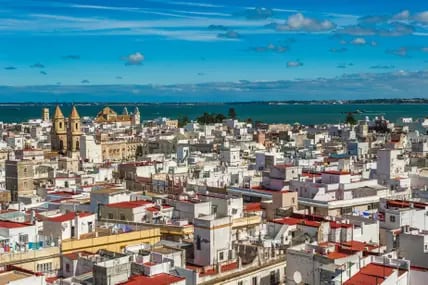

left=51, top=105, right=82, bottom=153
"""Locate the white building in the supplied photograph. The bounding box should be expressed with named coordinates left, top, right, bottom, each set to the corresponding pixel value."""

left=377, top=149, right=407, bottom=185
left=193, top=215, right=232, bottom=266
left=80, top=135, right=102, bottom=164
left=42, top=211, right=96, bottom=241
left=0, top=220, right=38, bottom=250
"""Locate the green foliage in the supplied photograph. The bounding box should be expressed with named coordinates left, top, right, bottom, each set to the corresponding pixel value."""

left=345, top=112, right=357, bottom=125
left=196, top=112, right=226, bottom=124
left=177, top=115, right=189, bottom=127
left=228, top=107, right=237, bottom=119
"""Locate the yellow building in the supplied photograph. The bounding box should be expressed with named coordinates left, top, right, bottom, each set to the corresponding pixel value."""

left=0, top=247, right=61, bottom=275
left=95, top=106, right=141, bottom=126
left=61, top=227, right=160, bottom=254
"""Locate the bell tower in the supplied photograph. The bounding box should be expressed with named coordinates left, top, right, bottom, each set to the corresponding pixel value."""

left=51, top=105, right=67, bottom=153
left=68, top=105, right=82, bottom=152
left=132, top=106, right=140, bottom=126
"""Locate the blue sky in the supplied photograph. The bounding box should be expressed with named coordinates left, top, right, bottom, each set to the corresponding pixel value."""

left=0, top=0, right=427, bottom=101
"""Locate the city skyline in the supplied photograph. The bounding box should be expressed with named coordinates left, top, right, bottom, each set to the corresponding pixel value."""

left=0, top=0, right=428, bottom=101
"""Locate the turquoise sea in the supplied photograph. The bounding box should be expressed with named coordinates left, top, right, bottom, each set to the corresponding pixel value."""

left=0, top=103, right=427, bottom=126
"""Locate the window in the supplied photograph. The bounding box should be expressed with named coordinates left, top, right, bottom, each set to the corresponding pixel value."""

left=120, top=214, right=126, bottom=220
left=219, top=251, right=224, bottom=261
left=252, top=277, right=257, bottom=285
left=238, top=282, right=243, bottom=285
left=37, top=262, right=52, bottom=273
left=88, top=221, right=93, bottom=232
left=196, top=235, right=201, bottom=250
left=342, top=207, right=352, bottom=215
left=292, top=197, right=295, bottom=204
left=66, top=263, right=70, bottom=273
left=108, top=213, right=113, bottom=219
left=390, top=215, right=396, bottom=223
left=19, top=234, right=28, bottom=243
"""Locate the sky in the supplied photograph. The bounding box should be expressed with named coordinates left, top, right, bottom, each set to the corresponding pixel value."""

left=0, top=0, right=428, bottom=101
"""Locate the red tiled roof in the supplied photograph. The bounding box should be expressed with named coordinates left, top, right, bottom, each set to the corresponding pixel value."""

left=143, top=262, right=156, bottom=266
left=340, top=240, right=379, bottom=252
left=0, top=220, right=33, bottom=229
left=271, top=217, right=321, bottom=228
left=45, top=212, right=93, bottom=223
left=48, top=191, right=75, bottom=196
left=344, top=263, right=394, bottom=285
left=326, top=251, right=350, bottom=260
left=244, top=202, right=262, bottom=212
left=322, top=170, right=351, bottom=175
left=387, top=200, right=428, bottom=209
left=301, top=172, right=322, bottom=178
left=272, top=217, right=301, bottom=226
left=118, top=273, right=185, bottom=285
left=330, top=221, right=353, bottom=229
left=275, top=163, right=294, bottom=169
left=199, top=262, right=238, bottom=277
left=106, top=200, right=153, bottom=209
left=46, top=277, right=59, bottom=284
left=63, top=251, right=93, bottom=261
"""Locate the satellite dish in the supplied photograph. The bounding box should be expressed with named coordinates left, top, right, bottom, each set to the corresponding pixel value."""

left=293, top=271, right=302, bottom=284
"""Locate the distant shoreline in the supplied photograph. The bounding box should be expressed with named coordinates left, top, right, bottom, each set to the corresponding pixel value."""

left=0, top=98, right=427, bottom=106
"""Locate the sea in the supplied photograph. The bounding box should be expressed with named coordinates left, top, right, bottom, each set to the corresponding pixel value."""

left=0, top=103, right=427, bottom=127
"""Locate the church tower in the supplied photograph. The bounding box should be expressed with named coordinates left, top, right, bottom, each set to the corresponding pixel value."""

left=131, top=106, right=140, bottom=126
left=68, top=105, right=82, bottom=152
left=51, top=105, right=67, bottom=153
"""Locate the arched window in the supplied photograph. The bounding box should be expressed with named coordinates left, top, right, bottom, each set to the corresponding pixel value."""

left=59, top=122, right=63, bottom=129
left=75, top=122, right=78, bottom=130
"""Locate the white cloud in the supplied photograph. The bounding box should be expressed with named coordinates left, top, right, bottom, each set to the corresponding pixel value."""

left=392, top=10, right=410, bottom=20
left=414, top=11, right=428, bottom=23
left=287, top=60, right=303, bottom=67
left=351, top=37, right=366, bottom=45
left=123, top=52, right=144, bottom=65
left=269, top=13, right=336, bottom=32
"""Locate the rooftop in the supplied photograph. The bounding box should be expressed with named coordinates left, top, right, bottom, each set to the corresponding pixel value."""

left=344, top=263, right=394, bottom=285
left=0, top=220, right=33, bottom=229
left=63, top=250, right=93, bottom=261
left=45, top=212, right=93, bottom=223
left=106, top=200, right=153, bottom=209
left=118, top=273, right=185, bottom=285
left=0, top=270, right=32, bottom=285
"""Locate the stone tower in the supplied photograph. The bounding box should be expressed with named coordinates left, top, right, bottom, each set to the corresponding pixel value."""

left=6, top=159, right=34, bottom=202
left=132, top=106, right=140, bottom=126
left=51, top=105, right=67, bottom=153
left=68, top=105, right=82, bottom=152
left=42, top=108, right=49, bottom=122
left=123, top=106, right=129, bottom=115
